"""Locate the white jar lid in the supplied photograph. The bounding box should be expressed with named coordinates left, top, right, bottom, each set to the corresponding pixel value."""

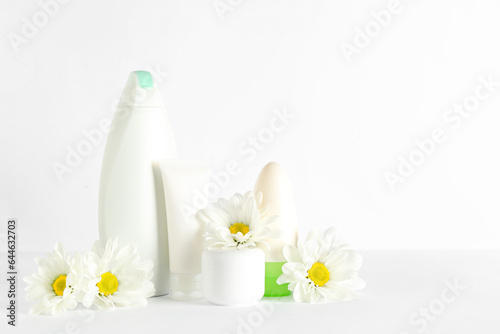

left=202, top=248, right=265, bottom=306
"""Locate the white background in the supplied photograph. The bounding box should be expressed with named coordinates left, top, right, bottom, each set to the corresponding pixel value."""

left=1, top=0, right=500, bottom=252
left=1, top=1, right=500, bottom=334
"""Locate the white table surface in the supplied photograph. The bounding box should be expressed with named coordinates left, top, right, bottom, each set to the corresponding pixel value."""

left=2, top=250, right=499, bottom=334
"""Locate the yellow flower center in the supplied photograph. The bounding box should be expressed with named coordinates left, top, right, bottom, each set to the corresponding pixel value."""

left=229, top=222, right=250, bottom=236
left=52, top=275, right=67, bottom=296
left=96, top=272, right=118, bottom=296
left=307, top=262, right=330, bottom=287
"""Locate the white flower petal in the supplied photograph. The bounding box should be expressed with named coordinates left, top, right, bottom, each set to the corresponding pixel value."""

left=23, top=242, right=78, bottom=315
left=29, top=302, right=47, bottom=315
left=278, top=227, right=365, bottom=304
left=276, top=273, right=291, bottom=285
left=282, top=262, right=306, bottom=277
left=321, top=227, right=340, bottom=250
left=283, top=245, right=302, bottom=262
left=196, top=191, right=274, bottom=250
left=305, top=228, right=320, bottom=244
left=292, top=282, right=308, bottom=302
left=79, top=237, right=155, bottom=311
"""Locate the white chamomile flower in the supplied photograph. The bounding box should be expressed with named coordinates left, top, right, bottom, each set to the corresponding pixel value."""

left=24, top=243, right=81, bottom=315
left=197, top=191, right=276, bottom=249
left=277, top=227, right=365, bottom=303
left=81, top=238, right=155, bottom=310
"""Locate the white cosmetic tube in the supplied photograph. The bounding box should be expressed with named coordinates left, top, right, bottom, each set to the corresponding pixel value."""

left=159, top=160, right=211, bottom=300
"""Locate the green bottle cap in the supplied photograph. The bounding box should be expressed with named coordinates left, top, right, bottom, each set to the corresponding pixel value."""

left=134, top=70, right=154, bottom=88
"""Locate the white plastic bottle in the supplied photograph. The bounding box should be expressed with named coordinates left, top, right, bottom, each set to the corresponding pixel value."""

left=98, top=71, right=177, bottom=296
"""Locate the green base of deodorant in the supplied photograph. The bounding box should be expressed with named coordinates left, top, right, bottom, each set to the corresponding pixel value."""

left=264, top=262, right=291, bottom=297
